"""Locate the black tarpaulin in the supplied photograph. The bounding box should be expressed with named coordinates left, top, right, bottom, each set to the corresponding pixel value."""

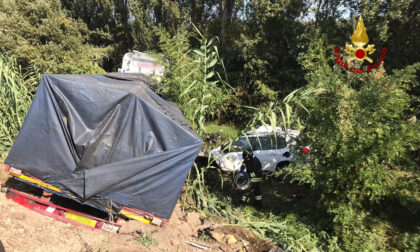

left=6, top=74, right=202, bottom=219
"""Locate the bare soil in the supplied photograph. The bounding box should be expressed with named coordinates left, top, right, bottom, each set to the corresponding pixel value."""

left=0, top=164, right=273, bottom=252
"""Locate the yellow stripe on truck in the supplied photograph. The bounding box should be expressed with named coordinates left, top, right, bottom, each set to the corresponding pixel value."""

left=9, top=172, right=78, bottom=199
left=10, top=173, right=62, bottom=192
left=65, top=212, right=97, bottom=227
left=120, top=210, right=151, bottom=224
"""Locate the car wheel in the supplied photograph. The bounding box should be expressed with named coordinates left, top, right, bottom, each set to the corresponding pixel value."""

left=234, top=173, right=251, bottom=190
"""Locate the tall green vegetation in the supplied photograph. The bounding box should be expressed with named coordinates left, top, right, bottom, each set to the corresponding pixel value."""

left=227, top=0, right=308, bottom=102
left=155, top=26, right=231, bottom=135
left=282, top=35, right=420, bottom=251
left=0, top=0, right=106, bottom=74
left=0, top=53, right=38, bottom=157
left=184, top=150, right=341, bottom=251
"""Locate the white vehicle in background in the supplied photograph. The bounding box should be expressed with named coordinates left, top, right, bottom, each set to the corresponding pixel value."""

left=209, top=126, right=308, bottom=173
left=118, top=50, right=165, bottom=78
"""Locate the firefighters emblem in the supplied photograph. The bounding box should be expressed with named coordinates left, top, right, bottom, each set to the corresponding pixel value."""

left=345, top=16, right=375, bottom=63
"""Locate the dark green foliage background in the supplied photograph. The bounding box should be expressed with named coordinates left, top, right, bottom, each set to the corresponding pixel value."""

left=0, top=0, right=419, bottom=251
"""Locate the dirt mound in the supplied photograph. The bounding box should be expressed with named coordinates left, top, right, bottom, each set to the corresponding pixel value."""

left=210, top=225, right=274, bottom=252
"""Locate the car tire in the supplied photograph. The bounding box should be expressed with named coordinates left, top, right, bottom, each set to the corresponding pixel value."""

left=234, top=172, right=251, bottom=190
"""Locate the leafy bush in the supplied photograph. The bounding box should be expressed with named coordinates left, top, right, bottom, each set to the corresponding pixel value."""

left=0, top=53, right=38, bottom=157
left=284, top=35, right=420, bottom=251
left=0, top=0, right=107, bottom=74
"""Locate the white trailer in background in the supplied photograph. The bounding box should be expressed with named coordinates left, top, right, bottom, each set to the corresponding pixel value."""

left=118, top=50, right=164, bottom=78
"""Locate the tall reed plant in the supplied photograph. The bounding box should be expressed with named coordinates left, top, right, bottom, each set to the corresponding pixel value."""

left=155, top=25, right=232, bottom=135
left=0, top=53, right=38, bottom=158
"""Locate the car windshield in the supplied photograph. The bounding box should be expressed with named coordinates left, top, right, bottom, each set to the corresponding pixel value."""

left=222, top=137, right=255, bottom=152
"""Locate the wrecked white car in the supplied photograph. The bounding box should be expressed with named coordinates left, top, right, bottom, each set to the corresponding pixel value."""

left=208, top=126, right=308, bottom=173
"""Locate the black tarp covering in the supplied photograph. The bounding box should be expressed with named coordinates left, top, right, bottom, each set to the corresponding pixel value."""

left=6, top=74, right=202, bottom=219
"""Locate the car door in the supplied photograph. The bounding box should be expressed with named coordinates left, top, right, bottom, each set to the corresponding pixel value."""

left=259, top=135, right=289, bottom=172
left=273, top=136, right=290, bottom=164
left=219, top=136, right=255, bottom=172
left=252, top=135, right=272, bottom=172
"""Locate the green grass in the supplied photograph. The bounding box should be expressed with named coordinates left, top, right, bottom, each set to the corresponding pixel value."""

left=136, top=233, right=158, bottom=248
left=185, top=158, right=420, bottom=251
left=201, top=122, right=241, bottom=149
left=183, top=160, right=339, bottom=251
left=204, top=122, right=240, bottom=139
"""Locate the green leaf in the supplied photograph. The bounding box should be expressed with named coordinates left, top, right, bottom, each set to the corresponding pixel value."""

left=208, top=58, right=217, bottom=68
left=193, top=49, right=204, bottom=56
left=206, top=71, right=214, bottom=79
left=180, top=80, right=197, bottom=97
